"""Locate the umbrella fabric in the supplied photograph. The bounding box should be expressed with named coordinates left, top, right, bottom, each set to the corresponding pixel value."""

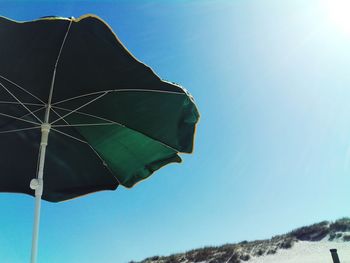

left=0, top=15, right=199, bottom=202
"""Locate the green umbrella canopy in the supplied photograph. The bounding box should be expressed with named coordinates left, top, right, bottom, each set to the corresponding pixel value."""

left=0, top=14, right=199, bottom=202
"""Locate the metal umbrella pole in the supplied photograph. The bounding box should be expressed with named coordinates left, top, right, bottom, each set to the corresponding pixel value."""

left=29, top=19, right=72, bottom=263
left=30, top=99, right=52, bottom=263
left=29, top=121, right=50, bottom=263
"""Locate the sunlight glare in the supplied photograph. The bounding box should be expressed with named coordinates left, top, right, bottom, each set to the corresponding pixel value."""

left=324, top=0, right=350, bottom=35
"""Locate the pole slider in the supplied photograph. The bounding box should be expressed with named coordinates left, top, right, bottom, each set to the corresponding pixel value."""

left=40, top=123, right=51, bottom=146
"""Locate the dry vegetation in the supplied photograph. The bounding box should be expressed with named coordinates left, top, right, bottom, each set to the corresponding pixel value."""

left=131, top=218, right=350, bottom=263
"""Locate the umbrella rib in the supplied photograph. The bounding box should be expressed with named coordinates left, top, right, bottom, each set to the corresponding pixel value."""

left=50, top=91, right=109, bottom=125
left=50, top=107, right=121, bottom=185
left=18, top=106, right=46, bottom=121
left=0, top=101, right=44, bottom=106
left=52, top=105, right=122, bottom=126
left=52, top=103, right=113, bottom=128
left=52, top=106, right=115, bottom=129
left=86, top=145, right=122, bottom=184
left=50, top=107, right=72, bottom=126
left=0, top=126, right=41, bottom=134
left=51, top=105, right=179, bottom=152
left=0, top=81, right=43, bottom=123
left=0, top=73, right=45, bottom=104
left=51, top=89, right=185, bottom=106
left=52, top=123, right=117, bottom=127
left=0, top=112, right=41, bottom=125
left=54, top=19, right=73, bottom=70
left=51, top=128, right=88, bottom=144
left=46, top=19, right=73, bottom=110
left=0, top=106, right=45, bottom=129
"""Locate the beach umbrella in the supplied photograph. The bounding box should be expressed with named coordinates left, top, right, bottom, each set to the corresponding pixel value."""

left=0, top=15, right=199, bottom=263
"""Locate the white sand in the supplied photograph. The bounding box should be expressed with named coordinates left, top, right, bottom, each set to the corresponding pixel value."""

left=248, top=241, right=349, bottom=263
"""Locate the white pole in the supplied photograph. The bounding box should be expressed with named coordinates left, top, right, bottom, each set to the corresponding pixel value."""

left=28, top=18, right=71, bottom=263
left=30, top=123, right=50, bottom=263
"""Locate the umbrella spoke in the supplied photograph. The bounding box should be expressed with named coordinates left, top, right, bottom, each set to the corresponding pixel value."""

left=52, top=90, right=112, bottom=106
left=0, top=106, right=45, bottom=129
left=51, top=127, right=88, bottom=144
left=51, top=106, right=121, bottom=184
left=51, top=105, right=179, bottom=152
left=50, top=91, right=109, bottom=125
left=17, top=106, right=46, bottom=122
left=87, top=145, right=121, bottom=184
left=50, top=107, right=71, bottom=125
left=46, top=19, right=73, bottom=113
left=0, top=126, right=40, bottom=134
left=0, top=112, right=41, bottom=126
left=0, top=101, right=44, bottom=106
left=52, top=105, right=121, bottom=126
left=0, top=73, right=45, bottom=104
left=0, top=81, right=43, bottom=123
left=51, top=88, right=185, bottom=106
left=52, top=123, right=117, bottom=127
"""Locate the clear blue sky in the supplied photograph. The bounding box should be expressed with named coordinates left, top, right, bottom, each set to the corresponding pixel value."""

left=0, top=0, right=349, bottom=262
